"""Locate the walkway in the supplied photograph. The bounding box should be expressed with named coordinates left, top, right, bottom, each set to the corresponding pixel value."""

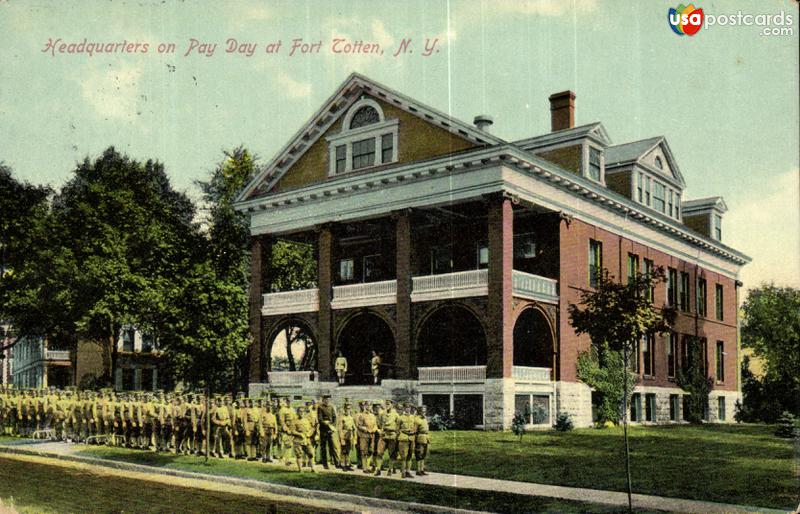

left=0, top=439, right=789, bottom=514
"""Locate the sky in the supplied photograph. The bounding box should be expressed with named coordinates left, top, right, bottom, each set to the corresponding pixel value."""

left=1, top=0, right=798, bottom=292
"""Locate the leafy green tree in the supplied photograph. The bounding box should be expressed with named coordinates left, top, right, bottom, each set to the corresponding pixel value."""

left=675, top=336, right=713, bottom=423
left=568, top=267, right=675, bottom=512
left=0, top=165, right=52, bottom=351
left=741, top=285, right=800, bottom=419
left=576, top=343, right=636, bottom=424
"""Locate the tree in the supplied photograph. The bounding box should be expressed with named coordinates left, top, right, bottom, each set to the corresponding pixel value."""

left=741, top=285, right=800, bottom=420
left=568, top=267, right=675, bottom=512
left=675, top=336, right=713, bottom=423
left=0, top=165, right=52, bottom=352
left=576, top=343, right=636, bottom=424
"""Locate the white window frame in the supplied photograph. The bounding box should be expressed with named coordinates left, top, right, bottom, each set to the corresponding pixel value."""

left=327, top=98, right=399, bottom=176
left=339, top=258, right=354, bottom=281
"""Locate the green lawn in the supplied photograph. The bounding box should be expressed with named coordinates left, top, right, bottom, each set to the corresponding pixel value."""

left=76, top=446, right=659, bottom=513
left=428, top=424, right=797, bottom=510
left=0, top=456, right=343, bottom=514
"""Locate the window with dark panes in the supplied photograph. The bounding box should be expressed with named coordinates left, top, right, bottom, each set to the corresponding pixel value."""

left=588, top=239, right=602, bottom=288
left=715, top=284, right=724, bottom=321
left=679, top=272, right=690, bottom=312
left=667, top=332, right=677, bottom=378
left=381, top=133, right=393, bottom=163
left=122, top=328, right=135, bottom=352
left=627, top=253, right=639, bottom=283
left=349, top=105, right=380, bottom=129
left=644, top=259, right=654, bottom=301
left=714, top=214, right=722, bottom=240
left=716, top=341, right=725, bottom=382
left=643, top=333, right=655, bottom=377
left=697, top=278, right=707, bottom=317
left=335, top=144, right=346, bottom=174
left=653, top=182, right=666, bottom=213
left=351, top=138, right=375, bottom=169
left=588, top=147, right=602, bottom=181
left=667, top=268, right=678, bottom=306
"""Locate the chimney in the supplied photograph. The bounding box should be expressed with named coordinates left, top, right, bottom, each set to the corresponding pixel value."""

left=473, top=114, right=494, bottom=133
left=549, top=90, right=576, bottom=132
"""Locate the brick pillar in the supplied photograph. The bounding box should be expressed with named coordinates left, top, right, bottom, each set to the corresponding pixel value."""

left=394, top=209, right=413, bottom=379
left=248, top=236, right=271, bottom=383
left=487, top=194, right=514, bottom=379
left=317, top=225, right=334, bottom=380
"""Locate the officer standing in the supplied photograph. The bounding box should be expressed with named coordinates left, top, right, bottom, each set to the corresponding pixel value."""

left=370, top=351, right=382, bottom=385
left=414, top=405, right=430, bottom=476
left=375, top=399, right=398, bottom=476
left=334, top=352, right=348, bottom=385
left=396, top=403, right=417, bottom=478
left=316, top=395, right=340, bottom=469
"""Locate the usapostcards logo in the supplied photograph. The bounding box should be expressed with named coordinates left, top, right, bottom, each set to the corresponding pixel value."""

left=668, top=4, right=705, bottom=36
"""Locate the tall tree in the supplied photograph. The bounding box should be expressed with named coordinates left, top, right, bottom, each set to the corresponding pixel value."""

left=740, top=285, right=800, bottom=420
left=569, top=267, right=675, bottom=512
left=0, top=165, right=52, bottom=351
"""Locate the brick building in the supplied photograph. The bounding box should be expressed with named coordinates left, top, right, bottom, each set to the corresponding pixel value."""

left=234, top=74, right=749, bottom=429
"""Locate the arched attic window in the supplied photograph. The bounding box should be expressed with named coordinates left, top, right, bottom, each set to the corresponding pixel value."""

left=328, top=98, right=399, bottom=176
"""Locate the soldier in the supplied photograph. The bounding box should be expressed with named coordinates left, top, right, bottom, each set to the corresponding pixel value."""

left=243, top=398, right=260, bottom=460
left=338, top=401, right=356, bottom=471
left=211, top=396, right=231, bottom=458
left=334, top=351, right=348, bottom=385
left=291, top=405, right=315, bottom=472
left=370, top=351, right=382, bottom=385
left=374, top=399, right=399, bottom=476
left=316, top=395, right=340, bottom=469
left=414, top=405, right=430, bottom=476
left=360, top=402, right=380, bottom=473
left=277, top=396, right=296, bottom=466
left=182, top=394, right=199, bottom=455
left=258, top=398, right=277, bottom=462
left=227, top=395, right=238, bottom=458
left=170, top=395, right=184, bottom=453
left=143, top=393, right=158, bottom=451
left=396, top=403, right=417, bottom=478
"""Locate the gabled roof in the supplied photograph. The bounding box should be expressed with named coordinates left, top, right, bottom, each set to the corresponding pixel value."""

left=604, top=136, right=686, bottom=188
left=682, top=196, right=728, bottom=214
left=236, top=73, right=505, bottom=202
left=513, top=122, right=612, bottom=150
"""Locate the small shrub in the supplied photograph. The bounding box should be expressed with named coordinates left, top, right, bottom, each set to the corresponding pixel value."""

left=429, top=413, right=456, bottom=431
left=511, top=412, right=527, bottom=440
left=774, top=411, right=800, bottom=439
left=554, top=411, right=574, bottom=432
left=530, top=404, right=548, bottom=425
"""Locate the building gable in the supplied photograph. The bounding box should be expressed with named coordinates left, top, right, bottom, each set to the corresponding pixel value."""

left=239, top=73, right=499, bottom=200
left=270, top=94, right=481, bottom=193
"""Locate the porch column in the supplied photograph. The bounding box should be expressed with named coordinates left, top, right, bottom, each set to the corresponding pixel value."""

left=317, top=225, right=334, bottom=380
left=487, top=193, right=514, bottom=379
left=394, top=209, right=413, bottom=379
left=248, top=235, right=271, bottom=383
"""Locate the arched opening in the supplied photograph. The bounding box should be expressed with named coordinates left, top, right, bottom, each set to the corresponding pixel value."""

left=337, top=312, right=395, bottom=385
left=513, top=308, right=553, bottom=368
left=268, top=321, right=317, bottom=372
left=417, top=305, right=487, bottom=367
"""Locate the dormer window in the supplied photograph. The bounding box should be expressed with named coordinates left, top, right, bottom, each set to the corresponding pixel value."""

left=327, top=98, right=399, bottom=176
left=714, top=214, right=722, bottom=240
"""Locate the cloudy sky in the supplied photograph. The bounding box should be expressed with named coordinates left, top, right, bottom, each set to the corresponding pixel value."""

left=1, top=0, right=797, bottom=292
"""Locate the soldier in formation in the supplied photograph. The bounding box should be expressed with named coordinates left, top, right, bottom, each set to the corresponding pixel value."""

left=0, top=385, right=432, bottom=477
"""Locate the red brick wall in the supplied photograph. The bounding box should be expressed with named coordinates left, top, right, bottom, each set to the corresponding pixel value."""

left=558, top=218, right=739, bottom=391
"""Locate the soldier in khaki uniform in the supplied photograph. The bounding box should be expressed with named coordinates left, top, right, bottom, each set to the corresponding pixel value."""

left=374, top=399, right=399, bottom=475
left=359, top=402, right=380, bottom=473
left=414, top=405, right=430, bottom=476
left=337, top=402, right=356, bottom=471
left=211, top=396, right=231, bottom=458
left=277, top=397, right=296, bottom=466
left=291, top=406, right=316, bottom=472
left=243, top=398, right=260, bottom=460
left=258, top=399, right=277, bottom=462
left=396, top=403, right=417, bottom=478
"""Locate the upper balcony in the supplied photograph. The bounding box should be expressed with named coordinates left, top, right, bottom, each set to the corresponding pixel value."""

left=262, top=269, right=557, bottom=315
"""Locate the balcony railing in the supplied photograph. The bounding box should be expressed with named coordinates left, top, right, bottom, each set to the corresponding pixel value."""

left=267, top=370, right=319, bottom=385
left=418, top=365, right=486, bottom=383
left=45, top=350, right=70, bottom=361
left=332, top=279, right=397, bottom=309
left=512, top=366, right=552, bottom=382
left=411, top=269, right=488, bottom=302
left=512, top=270, right=559, bottom=304
left=262, top=288, right=319, bottom=316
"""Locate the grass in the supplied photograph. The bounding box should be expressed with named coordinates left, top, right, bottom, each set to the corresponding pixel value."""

left=75, top=446, right=659, bottom=513
left=428, top=424, right=798, bottom=510
left=0, top=455, right=343, bottom=514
